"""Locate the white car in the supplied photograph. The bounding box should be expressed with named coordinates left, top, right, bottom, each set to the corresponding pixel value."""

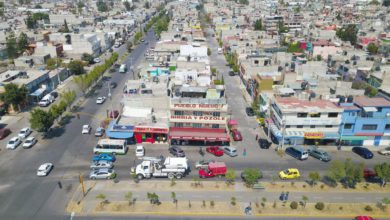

left=82, top=125, right=91, bottom=134
left=135, top=145, right=145, bottom=157
left=379, top=147, right=390, bottom=156
left=223, top=146, right=238, bottom=157
left=89, top=168, right=116, bottom=179
left=96, top=96, right=106, bottom=104
left=6, top=137, right=21, bottom=150
left=18, top=127, right=32, bottom=139
left=93, top=58, right=101, bottom=63
left=37, top=163, right=53, bottom=176
left=90, top=160, right=114, bottom=169
left=23, top=137, right=37, bottom=148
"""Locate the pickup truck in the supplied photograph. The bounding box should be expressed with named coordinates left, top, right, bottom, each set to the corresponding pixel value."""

left=199, top=162, right=227, bottom=178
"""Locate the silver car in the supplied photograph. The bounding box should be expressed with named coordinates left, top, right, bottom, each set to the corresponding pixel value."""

left=90, top=160, right=114, bottom=169
left=223, top=146, right=238, bottom=157
left=89, top=168, right=116, bottom=180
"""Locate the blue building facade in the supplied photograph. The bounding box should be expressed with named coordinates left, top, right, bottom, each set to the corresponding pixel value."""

left=340, top=96, right=390, bottom=147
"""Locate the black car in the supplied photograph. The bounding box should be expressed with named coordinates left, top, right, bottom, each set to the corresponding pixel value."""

left=110, top=82, right=117, bottom=89
left=169, top=146, right=185, bottom=157
left=229, top=71, right=235, bottom=76
left=352, top=147, right=374, bottom=159
left=245, top=107, right=255, bottom=116
left=258, top=138, right=271, bottom=149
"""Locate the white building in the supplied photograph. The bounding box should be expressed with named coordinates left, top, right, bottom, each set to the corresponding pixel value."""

left=49, top=33, right=101, bottom=57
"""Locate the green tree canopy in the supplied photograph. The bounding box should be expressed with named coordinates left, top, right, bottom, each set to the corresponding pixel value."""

left=81, top=53, right=94, bottom=64
left=308, top=171, right=320, bottom=186
left=287, top=42, right=303, bottom=53
left=17, top=32, right=29, bottom=54
left=144, top=1, right=150, bottom=9
left=97, top=0, right=109, bottom=12
left=0, top=83, right=28, bottom=112
left=367, top=43, right=378, bottom=54
left=384, top=0, right=390, bottom=6
left=6, top=32, right=17, bottom=59
left=124, top=1, right=131, bottom=11
left=253, top=19, right=263, bottom=31
left=239, top=0, right=249, bottom=5
left=34, top=4, right=42, bottom=8
left=336, top=24, right=358, bottom=45
left=242, top=168, right=262, bottom=187
left=68, top=60, right=85, bottom=75
left=46, top=58, right=62, bottom=70
left=30, top=108, right=54, bottom=132
left=374, top=163, right=390, bottom=187
left=225, top=169, right=236, bottom=185
left=63, top=19, right=70, bottom=33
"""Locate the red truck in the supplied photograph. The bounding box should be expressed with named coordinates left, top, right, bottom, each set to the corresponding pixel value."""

left=206, top=146, right=224, bottom=157
left=198, top=162, right=227, bottom=178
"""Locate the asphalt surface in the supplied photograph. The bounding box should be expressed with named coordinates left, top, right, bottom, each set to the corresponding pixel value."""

left=0, top=29, right=156, bottom=220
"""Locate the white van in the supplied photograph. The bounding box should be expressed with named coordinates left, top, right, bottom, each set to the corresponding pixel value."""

left=119, top=64, right=127, bottom=73
left=38, top=94, right=55, bottom=107
left=217, top=48, right=223, bottom=54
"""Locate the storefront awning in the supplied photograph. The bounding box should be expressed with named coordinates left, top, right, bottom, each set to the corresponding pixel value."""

left=323, top=132, right=340, bottom=139
left=269, top=123, right=282, bottom=138
left=169, top=128, right=230, bottom=141
left=106, top=130, right=134, bottom=139
left=30, top=88, right=46, bottom=97
left=341, top=136, right=368, bottom=141
left=363, top=107, right=377, bottom=112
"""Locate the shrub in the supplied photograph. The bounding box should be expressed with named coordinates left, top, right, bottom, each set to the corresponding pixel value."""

left=273, top=201, right=277, bottom=208
left=290, top=201, right=298, bottom=209
left=365, top=205, right=373, bottom=212
left=231, top=197, right=236, bottom=206
left=315, top=202, right=325, bottom=210
left=210, top=200, right=215, bottom=207
left=202, top=200, right=206, bottom=207
left=339, top=206, right=343, bottom=210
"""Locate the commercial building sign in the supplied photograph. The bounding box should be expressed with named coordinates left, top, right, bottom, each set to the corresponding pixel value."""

left=172, top=104, right=226, bottom=111
left=304, top=132, right=324, bottom=139
left=170, top=115, right=226, bottom=121
left=133, top=127, right=169, bottom=134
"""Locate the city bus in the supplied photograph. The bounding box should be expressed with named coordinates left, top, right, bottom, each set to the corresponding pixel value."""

left=93, top=139, right=128, bottom=155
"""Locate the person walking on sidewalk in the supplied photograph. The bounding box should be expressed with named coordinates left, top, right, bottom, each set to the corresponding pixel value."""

left=255, top=134, right=258, bottom=140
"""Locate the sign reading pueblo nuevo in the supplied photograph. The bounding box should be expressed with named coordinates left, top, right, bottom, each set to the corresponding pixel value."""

left=172, top=104, right=226, bottom=110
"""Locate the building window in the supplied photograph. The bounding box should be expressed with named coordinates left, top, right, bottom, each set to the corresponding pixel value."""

left=344, top=124, right=353, bottom=129
left=328, top=112, right=338, bottom=118
left=325, top=125, right=333, bottom=128
left=297, top=125, right=303, bottom=128
left=193, top=111, right=203, bottom=116
left=310, top=125, right=315, bottom=128
left=377, top=107, right=382, bottom=112
left=211, top=124, right=219, bottom=128
left=385, top=124, right=390, bottom=130
left=174, top=111, right=184, bottom=116
left=310, top=113, right=321, bottom=118
left=297, top=113, right=307, bottom=118
left=174, top=123, right=183, bottom=127
left=193, top=123, right=202, bottom=128
left=212, top=112, right=220, bottom=117
left=285, top=125, right=291, bottom=128
left=362, top=124, right=378, bottom=130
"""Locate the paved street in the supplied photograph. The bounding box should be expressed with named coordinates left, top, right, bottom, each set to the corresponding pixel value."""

left=69, top=216, right=375, bottom=220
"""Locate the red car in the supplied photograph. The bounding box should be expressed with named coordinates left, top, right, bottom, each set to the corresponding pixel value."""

left=199, top=162, right=227, bottom=178
left=0, top=128, right=11, bottom=140
left=206, top=146, right=224, bottom=157
left=231, top=129, right=243, bottom=141
left=355, top=216, right=373, bottom=220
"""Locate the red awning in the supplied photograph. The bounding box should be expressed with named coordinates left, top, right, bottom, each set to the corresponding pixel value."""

left=169, top=128, right=230, bottom=141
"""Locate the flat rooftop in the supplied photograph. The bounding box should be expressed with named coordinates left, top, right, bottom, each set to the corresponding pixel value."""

left=275, top=97, right=342, bottom=112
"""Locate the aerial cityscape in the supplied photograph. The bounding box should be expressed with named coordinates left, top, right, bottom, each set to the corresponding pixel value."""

left=0, top=0, right=390, bottom=219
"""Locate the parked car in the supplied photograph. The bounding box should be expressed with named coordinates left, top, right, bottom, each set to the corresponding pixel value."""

left=0, top=128, right=11, bottom=140
left=279, top=168, right=300, bottom=179
left=37, top=163, right=53, bottom=176
left=23, top=137, right=37, bottom=148
left=6, top=136, right=21, bottom=149
left=92, top=153, right=116, bottom=162
left=231, top=129, right=243, bottom=141
left=82, top=125, right=91, bottom=134
left=94, top=127, right=105, bottom=137
left=245, top=107, right=255, bottom=116
left=258, top=138, right=271, bottom=149
left=378, top=147, right=390, bottom=155
left=228, top=70, right=235, bottom=76
left=206, top=146, right=224, bottom=157
left=354, top=216, right=374, bottom=220
left=89, top=168, right=116, bottom=179
left=38, top=94, right=55, bottom=107
left=169, top=146, right=185, bottom=157
left=109, top=110, right=119, bottom=118
left=195, top=160, right=215, bottom=170
left=285, top=146, right=309, bottom=160
left=135, top=145, right=145, bottom=157
left=93, top=58, right=101, bottom=63
left=223, top=146, right=238, bottom=157
left=352, top=146, right=374, bottom=159
left=96, top=96, right=106, bottom=104
left=18, top=127, right=32, bottom=139
left=90, top=160, right=114, bottom=169
left=110, top=82, right=117, bottom=89
left=308, top=147, right=332, bottom=162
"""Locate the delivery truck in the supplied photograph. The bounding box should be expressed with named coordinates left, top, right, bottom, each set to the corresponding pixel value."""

left=198, top=162, right=227, bottom=178
left=133, top=156, right=189, bottom=180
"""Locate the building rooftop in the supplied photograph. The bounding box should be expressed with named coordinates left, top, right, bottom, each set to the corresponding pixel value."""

left=353, top=96, right=390, bottom=107
left=275, top=96, right=342, bottom=112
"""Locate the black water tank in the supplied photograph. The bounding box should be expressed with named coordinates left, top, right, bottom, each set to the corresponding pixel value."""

left=347, top=95, right=353, bottom=103
left=340, top=96, right=346, bottom=103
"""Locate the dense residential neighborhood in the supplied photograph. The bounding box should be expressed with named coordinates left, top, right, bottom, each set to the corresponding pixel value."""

left=0, top=0, right=390, bottom=219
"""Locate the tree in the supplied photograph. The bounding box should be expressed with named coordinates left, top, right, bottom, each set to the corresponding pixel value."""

left=171, top=192, right=178, bottom=206
left=144, top=1, right=150, bottom=9
left=61, top=90, right=76, bottom=110
left=127, top=41, right=133, bottom=52
left=34, top=4, right=42, bottom=8
left=287, top=42, right=303, bottom=53
left=369, top=0, right=380, bottom=5
left=46, top=58, right=62, bottom=70
left=124, top=1, right=131, bottom=11
left=63, top=19, right=70, bottom=33
left=96, top=0, right=108, bottom=12
left=374, top=163, right=390, bottom=187
left=343, top=158, right=364, bottom=188
left=0, top=84, right=28, bottom=112
left=6, top=32, right=17, bottom=59
left=225, top=169, right=236, bottom=185
left=239, top=0, right=249, bottom=5
left=49, top=104, right=63, bottom=121
left=301, top=195, right=308, bottom=208
left=124, top=191, right=133, bottom=206
left=278, top=21, right=289, bottom=34
left=242, top=168, right=262, bottom=187
left=68, top=60, right=85, bottom=75
left=17, top=32, right=29, bottom=55
left=367, top=43, right=378, bottom=54
left=81, top=53, right=94, bottom=64
left=327, top=160, right=345, bottom=184
left=26, top=15, right=36, bottom=29
left=336, top=24, right=358, bottom=45
left=308, top=172, right=320, bottom=186
left=207, top=47, right=211, bottom=56
left=253, top=19, right=263, bottom=31
left=30, top=108, right=54, bottom=132
left=384, top=0, right=390, bottom=6
left=290, top=201, right=298, bottom=209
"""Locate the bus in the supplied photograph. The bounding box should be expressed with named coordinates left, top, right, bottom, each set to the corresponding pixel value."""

left=93, top=139, right=128, bottom=155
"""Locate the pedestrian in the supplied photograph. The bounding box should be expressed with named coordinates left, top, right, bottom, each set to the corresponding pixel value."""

left=57, top=181, right=62, bottom=189
left=243, top=148, right=247, bottom=156
left=77, top=113, right=80, bottom=119
left=255, top=134, right=258, bottom=140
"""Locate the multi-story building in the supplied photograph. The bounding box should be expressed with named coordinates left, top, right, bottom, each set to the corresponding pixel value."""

left=339, top=96, right=390, bottom=146
left=268, top=96, right=343, bottom=146
left=49, top=33, right=101, bottom=57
